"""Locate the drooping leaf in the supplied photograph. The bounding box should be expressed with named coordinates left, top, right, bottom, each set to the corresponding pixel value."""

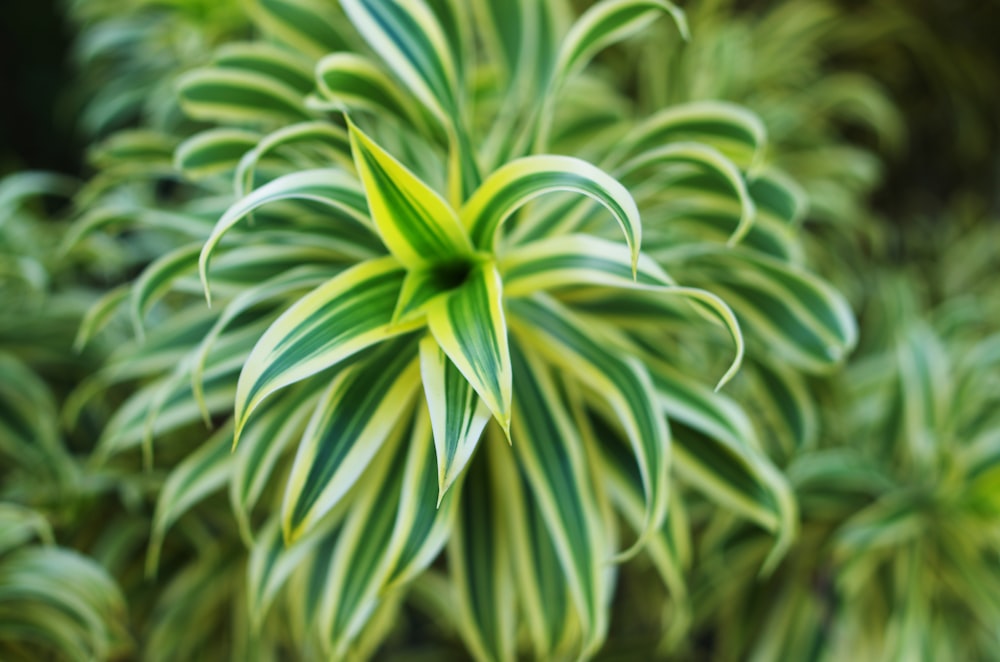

left=462, top=155, right=642, bottom=274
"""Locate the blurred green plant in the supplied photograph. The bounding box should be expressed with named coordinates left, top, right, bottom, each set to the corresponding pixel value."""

left=59, top=0, right=861, bottom=658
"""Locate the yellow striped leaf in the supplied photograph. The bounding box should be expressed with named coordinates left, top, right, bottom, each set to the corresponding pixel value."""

left=462, top=155, right=642, bottom=274
left=280, top=336, right=421, bottom=542
left=348, top=119, right=472, bottom=268
left=419, top=335, right=490, bottom=503
left=426, top=261, right=511, bottom=434
left=232, top=257, right=420, bottom=441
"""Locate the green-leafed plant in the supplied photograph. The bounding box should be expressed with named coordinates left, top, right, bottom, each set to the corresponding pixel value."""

left=61, top=0, right=858, bottom=658
left=66, top=0, right=248, bottom=137
left=688, top=307, right=1000, bottom=660
left=0, top=504, right=130, bottom=661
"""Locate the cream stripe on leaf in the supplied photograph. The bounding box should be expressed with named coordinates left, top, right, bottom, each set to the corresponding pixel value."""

left=246, top=512, right=345, bottom=631
left=461, top=155, right=642, bottom=275
left=674, top=248, right=857, bottom=372
left=175, top=129, right=261, bottom=180
left=280, top=336, right=421, bottom=543
left=509, top=341, right=609, bottom=657
left=419, top=335, right=491, bottom=504
left=245, top=0, right=354, bottom=60
left=611, top=101, right=767, bottom=173
left=490, top=428, right=579, bottom=659
left=313, top=54, right=425, bottom=132
left=384, top=405, right=462, bottom=588
left=509, top=295, right=668, bottom=555
left=213, top=42, right=315, bottom=94
left=147, top=423, right=233, bottom=576
left=348, top=119, right=473, bottom=268
left=617, top=142, right=756, bottom=246
left=451, top=440, right=517, bottom=662
left=198, top=168, right=372, bottom=305
left=553, top=282, right=745, bottom=390
left=340, top=0, right=460, bottom=127
left=316, top=414, right=412, bottom=658
left=177, top=68, right=311, bottom=126
left=426, top=261, right=512, bottom=435
left=552, top=0, right=688, bottom=91
left=190, top=266, right=333, bottom=423
left=232, top=257, right=420, bottom=443
left=501, top=234, right=672, bottom=298
left=230, top=379, right=326, bottom=545
left=234, top=122, right=353, bottom=197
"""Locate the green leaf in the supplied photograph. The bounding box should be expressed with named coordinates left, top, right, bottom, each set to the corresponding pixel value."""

left=198, top=168, right=372, bottom=304
left=509, top=341, right=610, bottom=655
left=316, top=413, right=412, bottom=658
left=451, top=440, right=517, bottom=662
left=463, top=155, right=643, bottom=274
left=130, top=242, right=201, bottom=336
left=552, top=0, right=687, bottom=88
left=281, top=336, right=421, bottom=542
left=232, top=257, right=418, bottom=440
left=313, top=53, right=421, bottom=128
left=618, top=142, right=755, bottom=246
left=614, top=101, right=767, bottom=172
left=341, top=0, right=461, bottom=123
left=245, top=0, right=353, bottom=60
left=230, top=379, right=326, bottom=544
left=348, top=119, right=472, bottom=268
left=509, top=295, right=668, bottom=554
left=419, top=335, right=490, bottom=503
left=502, top=234, right=671, bottom=298
left=247, top=512, right=346, bottom=629
left=147, top=423, right=234, bottom=576
left=177, top=68, right=311, bottom=125
left=175, top=129, right=261, bottom=180
left=675, top=249, right=857, bottom=372
left=490, top=430, right=579, bottom=659
left=384, top=405, right=461, bottom=587
left=233, top=122, right=354, bottom=198
left=426, top=261, right=512, bottom=434
left=213, top=42, right=315, bottom=94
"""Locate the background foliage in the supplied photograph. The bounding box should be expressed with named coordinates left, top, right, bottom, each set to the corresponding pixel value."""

left=1, top=0, right=998, bottom=660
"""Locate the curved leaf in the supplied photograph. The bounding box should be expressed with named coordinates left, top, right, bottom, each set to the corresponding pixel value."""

left=462, top=155, right=642, bottom=273
left=198, top=168, right=371, bottom=304
left=502, top=234, right=671, bottom=298
left=509, top=341, right=610, bottom=655
left=341, top=0, right=460, bottom=123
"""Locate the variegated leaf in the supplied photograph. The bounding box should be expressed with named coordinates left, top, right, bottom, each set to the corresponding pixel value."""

left=426, top=261, right=511, bottom=434
left=509, top=340, right=610, bottom=655
left=280, top=336, right=421, bottom=542
left=501, top=234, right=671, bottom=298
left=198, top=168, right=372, bottom=304
left=451, top=438, right=517, bottom=662
left=232, top=257, right=418, bottom=439
left=419, top=335, right=490, bottom=502
left=348, top=119, right=472, bottom=268
left=462, top=155, right=642, bottom=274
left=509, top=295, right=668, bottom=553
